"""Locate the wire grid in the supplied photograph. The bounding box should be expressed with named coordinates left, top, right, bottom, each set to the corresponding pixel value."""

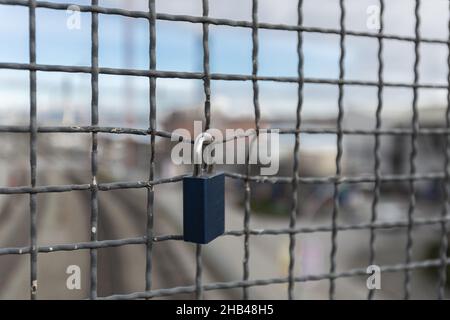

left=0, top=0, right=449, bottom=300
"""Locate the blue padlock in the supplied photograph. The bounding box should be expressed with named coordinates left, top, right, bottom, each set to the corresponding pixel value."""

left=183, top=132, right=225, bottom=244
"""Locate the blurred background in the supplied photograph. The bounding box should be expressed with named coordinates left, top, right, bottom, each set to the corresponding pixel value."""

left=1, top=0, right=450, bottom=299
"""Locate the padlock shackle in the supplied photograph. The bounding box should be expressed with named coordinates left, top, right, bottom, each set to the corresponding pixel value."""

left=193, top=132, right=213, bottom=176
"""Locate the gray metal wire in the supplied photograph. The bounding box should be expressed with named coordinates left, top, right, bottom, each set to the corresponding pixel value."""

left=0, top=0, right=449, bottom=300
left=439, top=0, right=450, bottom=300
left=28, top=0, right=37, bottom=301
left=329, top=0, right=345, bottom=300
left=241, top=0, right=261, bottom=301
left=3, top=60, right=450, bottom=89
left=89, top=0, right=99, bottom=299
left=368, top=0, right=384, bottom=301
left=2, top=215, right=450, bottom=256
left=404, top=0, right=421, bottom=300
left=288, top=0, right=304, bottom=301
left=145, top=0, right=156, bottom=296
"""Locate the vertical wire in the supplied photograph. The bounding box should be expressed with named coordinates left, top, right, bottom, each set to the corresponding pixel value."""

left=368, top=0, right=384, bottom=300
left=329, top=0, right=345, bottom=300
left=145, top=0, right=156, bottom=293
left=203, top=0, right=211, bottom=132
left=437, top=0, right=450, bottom=300
left=195, top=0, right=211, bottom=300
left=288, top=0, right=304, bottom=300
left=251, top=1, right=261, bottom=135
left=195, top=245, right=203, bottom=299
left=89, top=0, right=99, bottom=299
left=28, top=0, right=37, bottom=300
left=242, top=0, right=261, bottom=300
left=404, top=0, right=420, bottom=300
left=242, top=176, right=251, bottom=300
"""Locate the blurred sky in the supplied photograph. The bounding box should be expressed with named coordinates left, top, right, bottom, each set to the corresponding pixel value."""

left=1, top=0, right=450, bottom=128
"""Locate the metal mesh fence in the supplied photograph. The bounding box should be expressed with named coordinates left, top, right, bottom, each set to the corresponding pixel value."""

left=0, top=0, right=449, bottom=300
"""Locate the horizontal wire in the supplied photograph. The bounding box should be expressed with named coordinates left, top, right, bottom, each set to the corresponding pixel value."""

left=0, top=0, right=449, bottom=45
left=0, top=126, right=192, bottom=142
left=100, top=258, right=450, bottom=299
left=0, top=175, right=186, bottom=194
left=1, top=215, right=449, bottom=256
left=0, top=62, right=448, bottom=89
left=3, top=125, right=450, bottom=138
left=0, top=170, right=447, bottom=195
left=225, top=171, right=447, bottom=184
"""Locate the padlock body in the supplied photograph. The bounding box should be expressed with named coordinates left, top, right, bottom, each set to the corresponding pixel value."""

left=183, top=172, right=225, bottom=244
